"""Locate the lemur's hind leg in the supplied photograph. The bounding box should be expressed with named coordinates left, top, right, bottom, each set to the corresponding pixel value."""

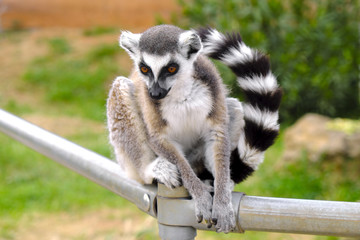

left=226, top=97, right=257, bottom=184
left=107, top=77, right=181, bottom=188
left=227, top=98, right=245, bottom=152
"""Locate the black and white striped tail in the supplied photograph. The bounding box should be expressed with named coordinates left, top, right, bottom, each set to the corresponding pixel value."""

left=197, top=28, right=282, bottom=183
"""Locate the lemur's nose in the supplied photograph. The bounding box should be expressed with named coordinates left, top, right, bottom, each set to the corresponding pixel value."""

left=149, top=91, right=164, bottom=100
left=149, top=82, right=169, bottom=100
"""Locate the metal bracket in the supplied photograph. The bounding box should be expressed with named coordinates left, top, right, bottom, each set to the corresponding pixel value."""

left=156, top=183, right=246, bottom=234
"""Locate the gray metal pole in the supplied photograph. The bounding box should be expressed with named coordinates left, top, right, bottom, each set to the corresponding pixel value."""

left=155, top=187, right=360, bottom=237
left=1, top=109, right=360, bottom=237
left=239, top=196, right=360, bottom=237
left=0, top=109, right=157, bottom=216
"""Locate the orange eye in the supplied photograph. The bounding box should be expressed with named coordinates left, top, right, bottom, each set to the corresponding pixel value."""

left=140, top=66, right=149, bottom=74
left=168, top=66, right=177, bottom=73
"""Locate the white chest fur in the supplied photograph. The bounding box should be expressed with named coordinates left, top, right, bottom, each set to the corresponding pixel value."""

left=161, top=78, right=213, bottom=151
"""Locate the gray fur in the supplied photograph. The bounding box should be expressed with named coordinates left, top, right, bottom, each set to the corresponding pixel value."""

left=139, top=25, right=184, bottom=55
left=107, top=77, right=156, bottom=183
left=193, top=55, right=224, bottom=117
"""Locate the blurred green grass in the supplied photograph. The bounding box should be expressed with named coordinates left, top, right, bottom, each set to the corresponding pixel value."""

left=0, top=132, right=130, bottom=238
left=22, top=37, right=120, bottom=121
left=0, top=30, right=359, bottom=240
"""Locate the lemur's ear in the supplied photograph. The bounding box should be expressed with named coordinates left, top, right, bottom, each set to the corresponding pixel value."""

left=119, top=31, right=142, bottom=60
left=178, top=30, right=203, bottom=59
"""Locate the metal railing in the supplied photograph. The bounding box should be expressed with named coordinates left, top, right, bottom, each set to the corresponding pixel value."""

left=1, top=109, right=359, bottom=240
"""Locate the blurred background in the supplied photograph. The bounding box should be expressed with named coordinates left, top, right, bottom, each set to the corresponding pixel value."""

left=0, top=0, right=359, bottom=239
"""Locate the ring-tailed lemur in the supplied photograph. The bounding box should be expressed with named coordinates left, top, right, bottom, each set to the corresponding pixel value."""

left=107, top=25, right=282, bottom=233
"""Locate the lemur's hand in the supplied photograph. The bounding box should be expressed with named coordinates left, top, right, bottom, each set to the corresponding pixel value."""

left=193, top=182, right=214, bottom=227
left=211, top=195, right=235, bottom=233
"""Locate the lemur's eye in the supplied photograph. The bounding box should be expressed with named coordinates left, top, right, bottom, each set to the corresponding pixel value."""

left=168, top=66, right=177, bottom=73
left=140, top=66, right=149, bottom=74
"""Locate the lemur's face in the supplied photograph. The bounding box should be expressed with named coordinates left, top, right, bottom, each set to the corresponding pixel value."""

left=119, top=25, right=202, bottom=100
left=137, top=53, right=180, bottom=99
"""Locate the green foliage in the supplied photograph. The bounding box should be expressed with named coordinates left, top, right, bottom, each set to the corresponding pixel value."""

left=3, top=100, right=33, bottom=116
left=47, top=37, right=72, bottom=55
left=83, top=26, right=117, bottom=36
left=87, top=43, right=119, bottom=61
left=178, top=0, right=360, bottom=122
left=23, top=41, right=120, bottom=121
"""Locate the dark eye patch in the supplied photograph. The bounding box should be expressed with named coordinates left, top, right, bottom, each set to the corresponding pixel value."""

left=139, top=62, right=153, bottom=77
left=159, top=62, right=179, bottom=79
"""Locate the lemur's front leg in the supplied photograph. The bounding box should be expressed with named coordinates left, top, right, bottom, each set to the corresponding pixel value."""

left=107, top=77, right=181, bottom=188
left=149, top=136, right=214, bottom=224
left=204, top=125, right=235, bottom=233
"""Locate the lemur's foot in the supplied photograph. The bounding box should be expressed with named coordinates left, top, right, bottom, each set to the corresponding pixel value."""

left=145, top=157, right=182, bottom=188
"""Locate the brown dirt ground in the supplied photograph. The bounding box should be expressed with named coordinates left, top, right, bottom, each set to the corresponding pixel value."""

left=12, top=207, right=158, bottom=240
left=1, top=0, right=180, bottom=31
left=11, top=208, right=316, bottom=240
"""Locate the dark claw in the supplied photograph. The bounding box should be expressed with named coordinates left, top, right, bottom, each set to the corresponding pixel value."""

left=197, top=215, right=203, bottom=223
left=211, top=218, right=218, bottom=225
left=207, top=222, right=213, bottom=228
